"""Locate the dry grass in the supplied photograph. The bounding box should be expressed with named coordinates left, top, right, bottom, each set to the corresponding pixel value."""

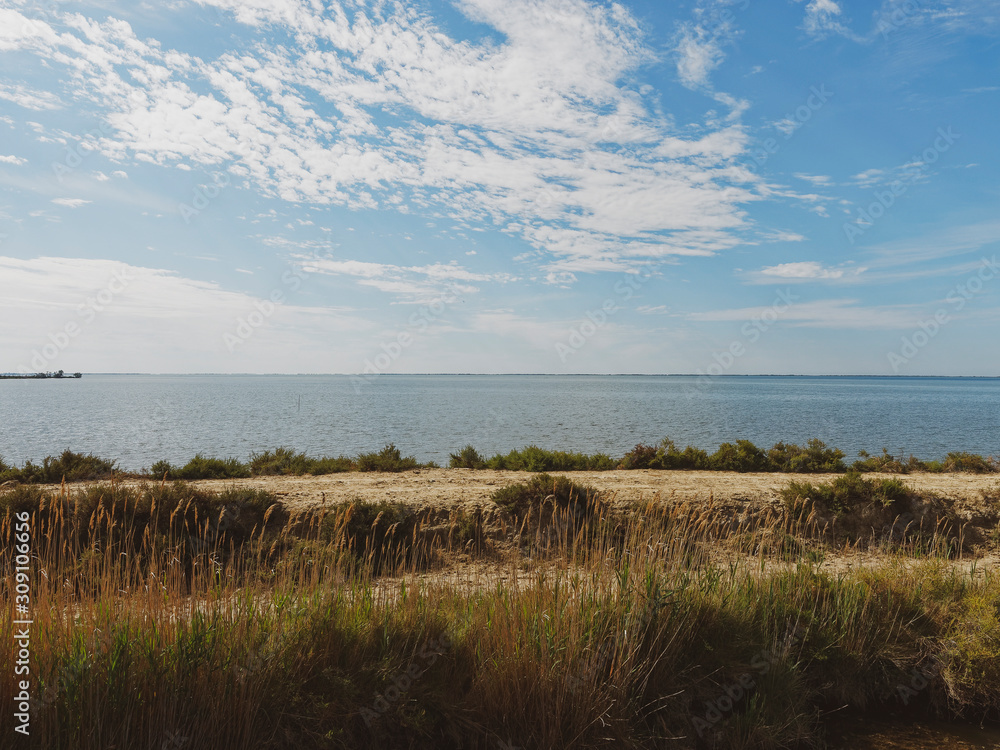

left=2, top=477, right=999, bottom=749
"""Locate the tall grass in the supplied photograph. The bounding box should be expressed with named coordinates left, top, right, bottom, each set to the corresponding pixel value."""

left=2, top=475, right=999, bottom=749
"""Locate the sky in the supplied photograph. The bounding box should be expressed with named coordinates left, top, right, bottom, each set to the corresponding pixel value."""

left=0, top=0, right=998, bottom=376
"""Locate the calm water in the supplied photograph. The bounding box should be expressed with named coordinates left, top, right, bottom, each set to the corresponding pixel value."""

left=0, top=374, right=998, bottom=471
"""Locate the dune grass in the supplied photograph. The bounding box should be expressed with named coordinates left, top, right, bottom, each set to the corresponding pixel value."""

left=2, top=474, right=999, bottom=749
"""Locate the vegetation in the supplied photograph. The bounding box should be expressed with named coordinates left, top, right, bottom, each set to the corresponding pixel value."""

left=448, top=444, right=487, bottom=469
left=152, top=454, right=252, bottom=480
left=485, top=444, right=616, bottom=472
left=489, top=472, right=603, bottom=522
left=0, top=440, right=997, bottom=486
left=356, top=444, right=421, bottom=472
left=0, top=449, right=117, bottom=484
left=2, top=475, right=998, bottom=749
left=249, top=447, right=354, bottom=476
left=781, top=471, right=913, bottom=515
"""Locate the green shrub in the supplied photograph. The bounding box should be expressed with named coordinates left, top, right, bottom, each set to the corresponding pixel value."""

left=321, top=498, right=421, bottom=570
left=781, top=472, right=912, bottom=515
left=149, top=460, right=173, bottom=478
left=249, top=448, right=354, bottom=476
left=710, top=440, right=771, bottom=472
left=356, top=444, right=418, bottom=472
left=943, top=452, right=997, bottom=473
left=617, top=443, right=660, bottom=470
left=9, top=450, right=118, bottom=484
left=449, top=445, right=487, bottom=469
left=618, top=439, right=710, bottom=470
left=485, top=445, right=615, bottom=472
left=767, top=439, right=845, bottom=473
left=171, top=455, right=250, bottom=480
left=490, top=473, right=602, bottom=521
left=0, top=484, right=49, bottom=518
left=308, top=455, right=355, bottom=474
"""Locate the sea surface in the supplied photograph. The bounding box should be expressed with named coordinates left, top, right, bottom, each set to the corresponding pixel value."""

left=1, top=374, right=998, bottom=471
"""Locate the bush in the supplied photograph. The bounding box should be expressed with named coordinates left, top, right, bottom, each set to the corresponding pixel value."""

left=617, top=439, right=709, bottom=470
left=490, top=473, right=602, bottom=522
left=617, top=443, right=660, bottom=470
left=450, top=445, right=486, bottom=469
left=356, top=444, right=418, bottom=473
left=149, top=460, right=173, bottom=478
left=767, top=439, right=845, bottom=473
left=170, top=455, right=250, bottom=480
left=321, top=498, right=421, bottom=570
left=485, top=445, right=615, bottom=472
left=709, top=440, right=771, bottom=472
left=781, top=472, right=912, bottom=515
left=8, top=450, right=118, bottom=484
left=943, top=452, right=997, bottom=473
left=250, top=448, right=353, bottom=476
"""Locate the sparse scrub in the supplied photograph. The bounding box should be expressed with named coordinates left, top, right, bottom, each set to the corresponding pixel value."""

left=172, top=454, right=251, bottom=480
left=710, top=439, right=771, bottom=472
left=490, top=472, right=602, bottom=523
left=766, top=439, right=846, bottom=473
left=249, top=447, right=354, bottom=475
left=356, top=444, right=420, bottom=472
left=449, top=444, right=486, bottom=469
left=618, top=438, right=710, bottom=470
left=485, top=444, right=616, bottom=471
left=0, top=449, right=118, bottom=484
left=781, top=471, right=913, bottom=515
left=943, top=451, right=997, bottom=473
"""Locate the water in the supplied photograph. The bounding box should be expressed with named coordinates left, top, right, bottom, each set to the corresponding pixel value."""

left=0, top=374, right=998, bottom=471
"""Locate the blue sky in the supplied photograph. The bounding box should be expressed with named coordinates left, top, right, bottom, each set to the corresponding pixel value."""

left=1, top=0, right=998, bottom=375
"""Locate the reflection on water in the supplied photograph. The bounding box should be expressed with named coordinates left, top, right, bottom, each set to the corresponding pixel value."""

left=831, top=717, right=1000, bottom=749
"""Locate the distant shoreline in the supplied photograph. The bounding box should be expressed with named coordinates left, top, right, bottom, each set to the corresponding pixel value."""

left=16, top=372, right=999, bottom=378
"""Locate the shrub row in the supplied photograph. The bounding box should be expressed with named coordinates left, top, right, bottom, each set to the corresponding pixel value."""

left=0, top=445, right=428, bottom=484
left=2, top=440, right=997, bottom=485
left=454, top=439, right=1000, bottom=474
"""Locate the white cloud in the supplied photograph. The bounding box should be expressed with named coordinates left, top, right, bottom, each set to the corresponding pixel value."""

left=674, top=24, right=725, bottom=89
left=0, top=82, right=61, bottom=111
left=51, top=198, right=92, bottom=208
left=793, top=172, right=832, bottom=186
left=301, top=256, right=516, bottom=302
left=755, top=261, right=864, bottom=281
left=1, top=2, right=765, bottom=278
left=795, top=0, right=865, bottom=41
left=0, top=154, right=26, bottom=165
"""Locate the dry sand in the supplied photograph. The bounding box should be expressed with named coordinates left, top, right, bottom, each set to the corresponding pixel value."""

left=180, top=467, right=1000, bottom=516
